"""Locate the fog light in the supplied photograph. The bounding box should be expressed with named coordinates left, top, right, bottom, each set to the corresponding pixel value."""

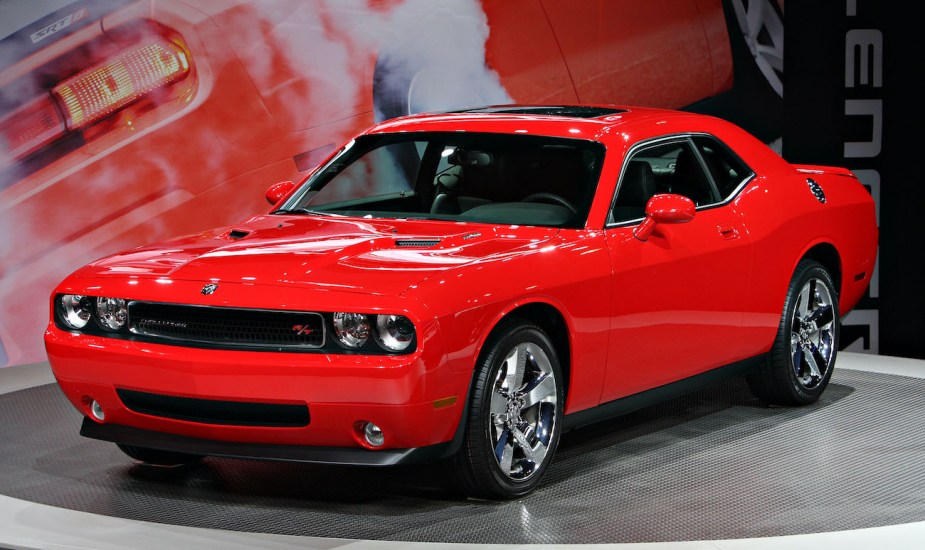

left=90, top=399, right=105, bottom=421
left=363, top=421, right=384, bottom=447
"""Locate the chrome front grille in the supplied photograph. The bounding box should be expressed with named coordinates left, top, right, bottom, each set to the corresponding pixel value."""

left=128, top=302, right=325, bottom=350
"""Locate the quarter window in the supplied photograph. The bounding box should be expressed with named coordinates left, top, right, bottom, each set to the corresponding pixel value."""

left=691, top=136, right=753, bottom=200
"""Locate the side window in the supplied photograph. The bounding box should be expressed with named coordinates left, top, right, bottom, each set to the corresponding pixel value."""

left=611, top=140, right=717, bottom=224
left=611, top=155, right=657, bottom=223
left=663, top=141, right=716, bottom=206
left=692, top=136, right=753, bottom=200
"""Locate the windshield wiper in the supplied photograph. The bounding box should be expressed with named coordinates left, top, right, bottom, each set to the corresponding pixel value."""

left=272, top=207, right=331, bottom=216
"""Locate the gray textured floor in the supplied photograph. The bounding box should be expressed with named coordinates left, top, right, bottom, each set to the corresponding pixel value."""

left=2, top=368, right=924, bottom=544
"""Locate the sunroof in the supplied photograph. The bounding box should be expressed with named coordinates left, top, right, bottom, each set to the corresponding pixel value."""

left=456, top=106, right=626, bottom=118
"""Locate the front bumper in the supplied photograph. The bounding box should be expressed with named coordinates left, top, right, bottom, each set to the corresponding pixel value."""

left=46, top=326, right=470, bottom=460
left=80, top=417, right=459, bottom=466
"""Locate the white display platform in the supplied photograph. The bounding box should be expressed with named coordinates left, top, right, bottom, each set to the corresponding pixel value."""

left=1, top=353, right=923, bottom=550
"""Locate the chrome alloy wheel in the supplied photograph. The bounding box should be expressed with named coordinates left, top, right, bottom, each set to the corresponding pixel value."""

left=488, top=342, right=558, bottom=481
left=790, top=277, right=836, bottom=388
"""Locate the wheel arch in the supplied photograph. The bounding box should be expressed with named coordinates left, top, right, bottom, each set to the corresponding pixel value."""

left=797, top=242, right=842, bottom=300
left=476, top=301, right=573, bottom=400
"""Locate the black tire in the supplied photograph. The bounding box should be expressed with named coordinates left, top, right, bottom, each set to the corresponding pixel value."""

left=117, top=444, right=203, bottom=466
left=452, top=318, right=564, bottom=499
left=748, top=259, right=839, bottom=405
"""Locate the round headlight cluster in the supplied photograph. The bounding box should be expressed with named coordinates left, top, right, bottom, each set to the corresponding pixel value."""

left=95, top=297, right=128, bottom=331
left=57, top=294, right=128, bottom=332
left=58, top=294, right=93, bottom=330
left=332, top=312, right=370, bottom=348
left=375, top=314, right=415, bottom=352
left=332, top=312, right=415, bottom=352
left=55, top=294, right=417, bottom=354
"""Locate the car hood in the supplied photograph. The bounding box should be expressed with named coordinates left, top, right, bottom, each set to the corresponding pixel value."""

left=78, top=215, right=559, bottom=296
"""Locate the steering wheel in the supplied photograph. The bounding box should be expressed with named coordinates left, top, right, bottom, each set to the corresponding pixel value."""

left=522, top=192, right=577, bottom=214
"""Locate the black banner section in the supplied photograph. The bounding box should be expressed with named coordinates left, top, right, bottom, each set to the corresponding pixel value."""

left=784, top=0, right=923, bottom=359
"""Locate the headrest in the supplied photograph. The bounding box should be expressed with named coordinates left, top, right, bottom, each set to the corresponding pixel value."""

left=447, top=147, right=493, bottom=167
left=434, top=164, right=463, bottom=189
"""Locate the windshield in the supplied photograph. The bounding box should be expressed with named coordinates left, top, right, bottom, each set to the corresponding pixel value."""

left=277, top=132, right=605, bottom=228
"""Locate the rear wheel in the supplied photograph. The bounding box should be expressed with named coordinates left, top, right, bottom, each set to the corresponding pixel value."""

left=452, top=319, right=563, bottom=499
left=749, top=260, right=839, bottom=405
left=117, top=444, right=202, bottom=466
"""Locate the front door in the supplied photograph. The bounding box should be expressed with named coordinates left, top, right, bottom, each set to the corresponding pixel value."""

left=600, top=137, right=754, bottom=402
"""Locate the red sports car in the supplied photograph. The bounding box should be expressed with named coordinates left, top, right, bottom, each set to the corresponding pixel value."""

left=44, top=106, right=877, bottom=498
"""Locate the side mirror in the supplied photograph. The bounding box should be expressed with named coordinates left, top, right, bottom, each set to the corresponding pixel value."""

left=265, top=181, right=294, bottom=206
left=633, top=193, right=696, bottom=241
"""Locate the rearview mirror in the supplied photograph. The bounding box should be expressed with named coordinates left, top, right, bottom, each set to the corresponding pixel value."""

left=265, top=181, right=294, bottom=206
left=633, top=193, right=695, bottom=241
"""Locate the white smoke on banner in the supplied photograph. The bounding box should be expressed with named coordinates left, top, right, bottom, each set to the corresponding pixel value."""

left=0, top=0, right=511, bottom=366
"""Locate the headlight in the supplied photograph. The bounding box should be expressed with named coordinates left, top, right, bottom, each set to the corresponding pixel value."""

left=57, top=294, right=92, bottom=329
left=375, top=314, right=415, bottom=352
left=332, top=312, right=370, bottom=348
left=95, top=297, right=128, bottom=331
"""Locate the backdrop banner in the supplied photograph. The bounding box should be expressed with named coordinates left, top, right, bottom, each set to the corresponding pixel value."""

left=784, top=0, right=921, bottom=359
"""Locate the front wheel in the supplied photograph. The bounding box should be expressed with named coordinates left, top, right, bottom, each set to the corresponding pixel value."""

left=749, top=259, right=839, bottom=405
left=452, top=319, right=563, bottom=499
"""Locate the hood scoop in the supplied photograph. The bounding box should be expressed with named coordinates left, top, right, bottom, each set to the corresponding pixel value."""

left=395, top=239, right=441, bottom=248
left=226, top=229, right=251, bottom=239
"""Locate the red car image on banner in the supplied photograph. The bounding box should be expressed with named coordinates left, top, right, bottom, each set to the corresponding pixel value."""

left=45, top=106, right=877, bottom=498
left=0, top=0, right=735, bottom=367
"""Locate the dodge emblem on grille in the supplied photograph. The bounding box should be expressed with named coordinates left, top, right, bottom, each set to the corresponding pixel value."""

left=292, top=324, right=315, bottom=336
left=201, top=283, right=219, bottom=295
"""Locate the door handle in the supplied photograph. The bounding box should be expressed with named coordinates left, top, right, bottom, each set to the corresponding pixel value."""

left=717, top=225, right=739, bottom=240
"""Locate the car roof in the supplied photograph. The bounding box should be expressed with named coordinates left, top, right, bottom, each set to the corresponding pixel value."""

left=364, top=105, right=792, bottom=174
left=365, top=104, right=710, bottom=142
